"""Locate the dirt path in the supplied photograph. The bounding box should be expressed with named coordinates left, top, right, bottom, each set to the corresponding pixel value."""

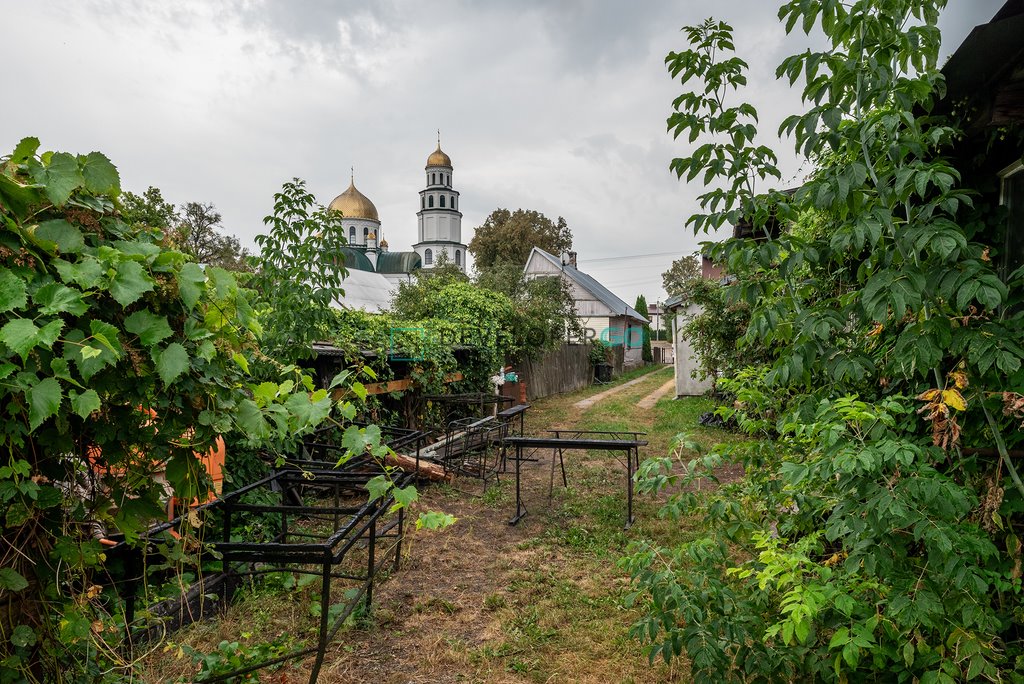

left=637, top=378, right=675, bottom=410
left=571, top=373, right=656, bottom=410
left=314, top=367, right=679, bottom=683
left=142, top=366, right=700, bottom=683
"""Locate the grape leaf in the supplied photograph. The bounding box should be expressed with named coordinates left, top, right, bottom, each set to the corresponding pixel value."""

left=35, top=219, right=85, bottom=254
left=79, top=152, right=119, bottom=195
left=10, top=137, right=40, bottom=164
left=29, top=377, right=62, bottom=430
left=155, top=343, right=189, bottom=384
left=34, top=282, right=88, bottom=316
left=29, top=152, right=83, bottom=207
left=177, top=262, right=206, bottom=310
left=70, top=389, right=101, bottom=419
left=109, top=260, right=154, bottom=306
left=0, top=268, right=27, bottom=313
left=1, top=319, right=39, bottom=360
left=124, top=310, right=172, bottom=346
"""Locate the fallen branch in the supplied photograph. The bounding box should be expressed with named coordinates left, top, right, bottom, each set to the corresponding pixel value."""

left=386, top=452, right=451, bottom=482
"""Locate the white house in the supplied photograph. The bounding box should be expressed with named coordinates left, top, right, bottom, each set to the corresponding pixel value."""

left=523, top=247, right=649, bottom=369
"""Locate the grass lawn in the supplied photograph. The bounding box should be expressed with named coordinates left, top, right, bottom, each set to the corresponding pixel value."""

left=138, top=365, right=743, bottom=683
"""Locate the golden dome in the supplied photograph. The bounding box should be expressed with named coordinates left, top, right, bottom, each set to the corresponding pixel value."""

left=367, top=231, right=377, bottom=241
left=426, top=144, right=452, bottom=168
left=328, top=180, right=379, bottom=221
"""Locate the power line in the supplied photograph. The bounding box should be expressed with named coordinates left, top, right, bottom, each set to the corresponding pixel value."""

left=577, top=249, right=693, bottom=264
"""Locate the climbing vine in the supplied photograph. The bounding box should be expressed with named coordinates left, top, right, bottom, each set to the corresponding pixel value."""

left=0, top=139, right=432, bottom=682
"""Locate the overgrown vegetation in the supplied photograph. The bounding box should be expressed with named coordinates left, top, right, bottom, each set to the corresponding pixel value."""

left=624, top=3, right=1024, bottom=682
left=0, top=140, right=433, bottom=682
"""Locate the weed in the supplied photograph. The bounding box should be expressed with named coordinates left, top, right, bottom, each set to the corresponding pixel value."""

left=482, top=593, right=506, bottom=611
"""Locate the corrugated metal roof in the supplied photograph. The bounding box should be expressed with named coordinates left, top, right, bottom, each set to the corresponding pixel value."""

left=377, top=251, right=422, bottom=274
left=526, top=248, right=649, bottom=323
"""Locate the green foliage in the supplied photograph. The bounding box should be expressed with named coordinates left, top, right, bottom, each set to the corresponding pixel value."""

left=624, top=4, right=1024, bottom=682
left=468, top=208, right=572, bottom=269
left=661, top=253, right=701, bottom=298
left=677, top=277, right=766, bottom=388
left=0, top=140, right=430, bottom=682
left=476, top=262, right=583, bottom=358
left=588, top=340, right=611, bottom=366
left=172, top=201, right=250, bottom=272
left=121, top=189, right=249, bottom=271
left=120, top=186, right=177, bottom=231
left=183, top=635, right=297, bottom=682
left=249, top=178, right=349, bottom=364
left=634, top=294, right=653, bottom=363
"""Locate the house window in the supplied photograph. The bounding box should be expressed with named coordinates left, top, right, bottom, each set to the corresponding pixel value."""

left=424, top=248, right=433, bottom=265
left=455, top=249, right=461, bottom=266
left=440, top=195, right=446, bottom=208
left=349, top=226, right=356, bottom=242
left=1001, top=161, right=1024, bottom=279
left=421, top=196, right=425, bottom=209
left=428, top=195, right=434, bottom=208
left=451, top=196, right=456, bottom=210
left=363, top=227, right=368, bottom=242
left=432, top=172, right=436, bottom=185
left=446, top=174, right=450, bottom=185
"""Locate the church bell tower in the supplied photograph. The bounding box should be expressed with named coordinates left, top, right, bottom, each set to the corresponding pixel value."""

left=414, top=134, right=467, bottom=271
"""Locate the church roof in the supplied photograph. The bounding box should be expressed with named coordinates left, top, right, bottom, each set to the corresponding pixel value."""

left=376, top=251, right=422, bottom=274
left=337, top=268, right=393, bottom=314
left=340, top=247, right=375, bottom=272
left=426, top=144, right=452, bottom=168
left=329, top=180, right=380, bottom=221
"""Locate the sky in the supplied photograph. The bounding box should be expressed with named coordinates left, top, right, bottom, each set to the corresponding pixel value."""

left=1, top=0, right=1004, bottom=304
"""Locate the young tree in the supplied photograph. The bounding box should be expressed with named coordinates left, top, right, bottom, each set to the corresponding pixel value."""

left=469, top=208, right=572, bottom=268
left=661, top=253, right=701, bottom=297
left=121, top=189, right=250, bottom=270
left=634, top=294, right=654, bottom=362
left=476, top=263, right=583, bottom=358
left=249, top=179, right=349, bottom=363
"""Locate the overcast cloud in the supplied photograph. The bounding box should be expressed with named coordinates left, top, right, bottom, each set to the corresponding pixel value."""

left=1, top=0, right=1003, bottom=302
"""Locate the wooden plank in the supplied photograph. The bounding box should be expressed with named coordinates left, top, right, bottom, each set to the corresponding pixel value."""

left=332, top=371, right=465, bottom=399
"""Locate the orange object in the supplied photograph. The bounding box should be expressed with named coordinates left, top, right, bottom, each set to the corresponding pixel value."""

left=86, top=406, right=227, bottom=538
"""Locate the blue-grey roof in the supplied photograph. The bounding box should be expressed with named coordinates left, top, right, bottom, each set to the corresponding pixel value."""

left=340, top=247, right=375, bottom=272
left=528, top=248, right=649, bottom=324
left=376, top=251, right=422, bottom=274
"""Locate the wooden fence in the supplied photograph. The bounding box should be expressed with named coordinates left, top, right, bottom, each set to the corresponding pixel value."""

left=516, top=343, right=593, bottom=400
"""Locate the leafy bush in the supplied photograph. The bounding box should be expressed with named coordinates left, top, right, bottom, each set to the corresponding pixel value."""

left=623, top=3, right=1024, bottom=681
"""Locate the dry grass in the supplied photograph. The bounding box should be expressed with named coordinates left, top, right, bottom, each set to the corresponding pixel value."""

left=137, top=365, right=742, bottom=683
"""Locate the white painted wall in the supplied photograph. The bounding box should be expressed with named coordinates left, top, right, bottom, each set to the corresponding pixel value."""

left=672, top=303, right=714, bottom=397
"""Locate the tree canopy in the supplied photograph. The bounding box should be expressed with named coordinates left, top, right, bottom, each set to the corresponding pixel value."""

left=468, top=208, right=572, bottom=269
left=661, top=253, right=700, bottom=298
left=173, top=201, right=251, bottom=271
left=120, top=186, right=250, bottom=271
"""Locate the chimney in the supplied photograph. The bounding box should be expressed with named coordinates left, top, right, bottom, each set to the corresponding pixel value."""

left=568, top=251, right=577, bottom=267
